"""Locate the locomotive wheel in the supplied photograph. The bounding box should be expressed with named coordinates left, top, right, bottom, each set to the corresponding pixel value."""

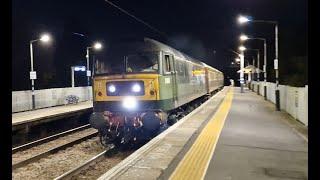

left=167, top=114, right=177, bottom=126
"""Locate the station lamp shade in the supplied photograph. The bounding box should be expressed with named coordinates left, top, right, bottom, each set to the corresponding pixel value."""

left=239, top=34, right=249, bottom=41
left=40, top=34, right=51, bottom=42
left=238, top=15, right=250, bottom=24
left=94, top=42, right=102, bottom=50
left=239, top=46, right=246, bottom=51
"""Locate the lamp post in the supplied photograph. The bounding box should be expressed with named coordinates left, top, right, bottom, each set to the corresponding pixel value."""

left=240, top=35, right=266, bottom=82
left=238, top=15, right=280, bottom=110
left=238, top=46, right=246, bottom=93
left=29, top=33, right=51, bottom=109
left=86, top=42, right=102, bottom=86
left=229, top=49, right=245, bottom=93
left=243, top=48, right=260, bottom=93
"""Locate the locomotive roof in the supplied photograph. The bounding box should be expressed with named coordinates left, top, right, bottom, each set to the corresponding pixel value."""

left=107, top=37, right=222, bottom=74
left=143, top=38, right=222, bottom=74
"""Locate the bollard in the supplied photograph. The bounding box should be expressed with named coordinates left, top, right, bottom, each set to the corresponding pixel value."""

left=257, top=85, right=260, bottom=95
left=264, top=86, right=267, bottom=100
left=275, top=89, right=280, bottom=111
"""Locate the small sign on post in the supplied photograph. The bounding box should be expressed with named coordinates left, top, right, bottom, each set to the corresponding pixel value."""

left=30, top=71, right=37, bottom=80
left=86, top=70, right=91, bottom=77
left=274, top=59, right=278, bottom=70
left=263, top=65, right=266, bottom=72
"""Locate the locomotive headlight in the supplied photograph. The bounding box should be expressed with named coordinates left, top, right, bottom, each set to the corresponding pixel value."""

left=132, top=84, right=141, bottom=92
left=108, top=85, right=116, bottom=93
left=122, top=96, right=137, bottom=110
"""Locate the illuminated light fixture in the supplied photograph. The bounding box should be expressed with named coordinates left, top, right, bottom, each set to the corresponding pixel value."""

left=132, top=84, right=141, bottom=92
left=74, top=66, right=86, bottom=71
left=235, top=58, right=241, bottom=62
left=94, top=42, right=102, bottom=50
left=239, top=46, right=246, bottom=51
left=108, top=85, right=116, bottom=93
left=40, top=34, right=51, bottom=42
left=238, top=15, right=250, bottom=24
left=122, top=96, right=137, bottom=110
left=239, top=34, right=249, bottom=41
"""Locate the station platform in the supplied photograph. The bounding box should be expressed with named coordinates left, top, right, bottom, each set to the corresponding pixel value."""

left=12, top=101, right=93, bottom=131
left=98, top=86, right=308, bottom=180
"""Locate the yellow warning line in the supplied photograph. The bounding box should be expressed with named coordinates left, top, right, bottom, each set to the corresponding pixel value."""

left=169, top=87, right=234, bottom=180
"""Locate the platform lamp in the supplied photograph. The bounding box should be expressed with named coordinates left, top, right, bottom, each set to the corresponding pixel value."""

left=86, top=42, right=102, bottom=101
left=86, top=42, right=102, bottom=86
left=238, top=15, right=280, bottom=110
left=240, top=34, right=267, bottom=99
left=238, top=46, right=246, bottom=93
left=29, top=33, right=52, bottom=109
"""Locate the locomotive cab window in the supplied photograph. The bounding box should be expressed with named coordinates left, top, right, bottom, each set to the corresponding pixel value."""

left=163, top=54, right=172, bottom=74
left=126, top=52, right=159, bottom=73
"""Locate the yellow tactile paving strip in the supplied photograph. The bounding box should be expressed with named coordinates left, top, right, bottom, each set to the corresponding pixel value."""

left=169, top=87, right=234, bottom=180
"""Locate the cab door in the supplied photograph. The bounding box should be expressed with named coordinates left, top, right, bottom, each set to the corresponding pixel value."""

left=163, top=53, right=178, bottom=106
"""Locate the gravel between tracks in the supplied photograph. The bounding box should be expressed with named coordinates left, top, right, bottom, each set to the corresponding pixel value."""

left=13, top=137, right=104, bottom=180
left=12, top=128, right=97, bottom=165
left=73, top=150, right=134, bottom=180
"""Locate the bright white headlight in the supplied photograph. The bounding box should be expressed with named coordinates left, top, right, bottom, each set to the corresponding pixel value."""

left=122, top=96, right=137, bottom=109
left=108, top=85, right=116, bottom=93
left=132, top=84, right=141, bottom=92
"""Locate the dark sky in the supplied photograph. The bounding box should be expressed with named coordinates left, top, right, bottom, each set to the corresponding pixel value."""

left=12, top=0, right=307, bottom=90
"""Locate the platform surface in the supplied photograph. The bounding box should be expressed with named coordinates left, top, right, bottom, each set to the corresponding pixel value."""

left=12, top=101, right=93, bottom=126
left=98, top=87, right=308, bottom=180
left=204, top=88, right=308, bottom=180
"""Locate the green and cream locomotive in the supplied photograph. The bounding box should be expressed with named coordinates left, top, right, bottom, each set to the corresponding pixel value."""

left=89, top=38, right=224, bottom=146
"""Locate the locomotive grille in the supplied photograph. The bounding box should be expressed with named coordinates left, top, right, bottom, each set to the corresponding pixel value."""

left=106, top=81, right=145, bottom=96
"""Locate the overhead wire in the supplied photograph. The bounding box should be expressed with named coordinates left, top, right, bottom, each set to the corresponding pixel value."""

left=104, top=0, right=168, bottom=38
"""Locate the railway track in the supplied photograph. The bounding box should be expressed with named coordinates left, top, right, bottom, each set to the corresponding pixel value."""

left=12, top=136, right=131, bottom=180
left=54, top=146, right=133, bottom=180
left=13, top=124, right=91, bottom=153
left=54, top=148, right=111, bottom=180
left=12, top=127, right=98, bottom=170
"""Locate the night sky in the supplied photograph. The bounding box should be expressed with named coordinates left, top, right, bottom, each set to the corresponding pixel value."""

left=12, top=0, right=307, bottom=90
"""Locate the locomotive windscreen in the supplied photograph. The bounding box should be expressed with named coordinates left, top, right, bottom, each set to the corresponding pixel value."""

left=95, top=51, right=159, bottom=75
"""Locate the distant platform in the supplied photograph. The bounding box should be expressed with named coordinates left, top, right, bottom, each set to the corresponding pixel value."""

left=97, top=87, right=307, bottom=180
left=12, top=101, right=93, bottom=131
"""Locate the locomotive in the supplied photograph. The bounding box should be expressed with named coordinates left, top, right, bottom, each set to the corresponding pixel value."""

left=89, top=38, right=224, bottom=147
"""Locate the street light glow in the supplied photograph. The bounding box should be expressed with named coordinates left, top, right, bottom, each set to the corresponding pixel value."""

left=240, top=34, right=249, bottom=41
left=238, top=15, right=250, bottom=24
left=239, top=46, right=246, bottom=51
left=235, top=58, right=241, bottom=62
left=40, top=34, right=51, bottom=42
left=94, top=42, right=102, bottom=50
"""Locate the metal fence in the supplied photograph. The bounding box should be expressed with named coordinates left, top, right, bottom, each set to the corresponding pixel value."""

left=251, top=81, right=308, bottom=126
left=12, top=86, right=92, bottom=113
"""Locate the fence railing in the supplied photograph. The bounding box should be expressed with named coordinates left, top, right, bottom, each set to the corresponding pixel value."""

left=12, top=86, right=92, bottom=113
left=250, top=81, right=308, bottom=126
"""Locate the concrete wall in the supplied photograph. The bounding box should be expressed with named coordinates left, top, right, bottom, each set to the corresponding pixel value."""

left=12, top=86, right=92, bottom=113
left=251, top=81, right=308, bottom=126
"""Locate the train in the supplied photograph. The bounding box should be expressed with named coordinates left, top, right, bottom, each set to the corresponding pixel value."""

left=89, top=38, right=224, bottom=147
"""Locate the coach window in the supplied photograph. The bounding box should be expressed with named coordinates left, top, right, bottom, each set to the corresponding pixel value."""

left=163, top=54, right=172, bottom=74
